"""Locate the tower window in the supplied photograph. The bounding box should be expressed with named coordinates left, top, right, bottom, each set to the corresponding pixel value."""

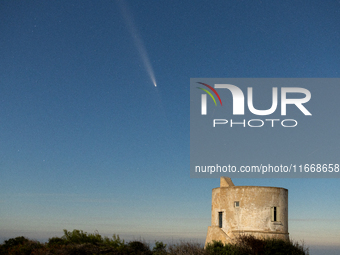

left=234, top=201, right=239, bottom=207
left=271, top=207, right=279, bottom=222
left=218, top=212, right=223, bottom=228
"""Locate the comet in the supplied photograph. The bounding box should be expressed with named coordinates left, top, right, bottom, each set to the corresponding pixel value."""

left=118, top=0, right=157, bottom=87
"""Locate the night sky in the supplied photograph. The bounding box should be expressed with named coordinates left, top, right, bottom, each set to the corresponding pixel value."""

left=1, top=1, right=340, bottom=254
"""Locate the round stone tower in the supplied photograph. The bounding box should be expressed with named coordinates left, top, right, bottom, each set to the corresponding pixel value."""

left=205, top=177, right=289, bottom=245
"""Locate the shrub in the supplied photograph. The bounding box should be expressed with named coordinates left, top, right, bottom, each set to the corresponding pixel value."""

left=167, top=241, right=206, bottom=255
left=2, top=236, right=30, bottom=248
left=103, top=233, right=126, bottom=249
left=47, top=236, right=67, bottom=246
left=262, top=238, right=309, bottom=255
left=205, top=240, right=247, bottom=255
left=128, top=240, right=152, bottom=255
left=0, top=237, right=43, bottom=255
left=61, top=229, right=103, bottom=245
left=153, top=241, right=167, bottom=255
left=205, top=235, right=309, bottom=255
left=236, top=235, right=265, bottom=254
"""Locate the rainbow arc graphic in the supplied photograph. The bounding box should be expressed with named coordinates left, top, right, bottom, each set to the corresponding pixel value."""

left=197, top=82, right=222, bottom=115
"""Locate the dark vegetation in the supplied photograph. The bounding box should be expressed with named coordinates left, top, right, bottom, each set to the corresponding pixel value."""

left=0, top=229, right=309, bottom=255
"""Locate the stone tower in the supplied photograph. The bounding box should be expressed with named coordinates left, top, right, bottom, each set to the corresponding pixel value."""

left=205, top=177, right=289, bottom=245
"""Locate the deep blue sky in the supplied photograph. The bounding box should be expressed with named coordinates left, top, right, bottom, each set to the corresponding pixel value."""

left=1, top=1, right=340, bottom=254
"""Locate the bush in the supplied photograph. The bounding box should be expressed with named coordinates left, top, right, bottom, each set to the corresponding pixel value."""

left=47, top=236, right=66, bottom=246
left=167, top=241, right=206, bottom=255
left=0, top=237, right=43, bottom=255
left=205, top=240, right=247, bottom=255
left=263, top=238, right=309, bottom=255
left=61, top=229, right=103, bottom=245
left=2, top=236, right=30, bottom=248
left=236, top=235, right=266, bottom=254
left=153, top=241, right=167, bottom=255
left=127, top=240, right=152, bottom=255
left=205, top=235, right=309, bottom=255
left=103, top=234, right=126, bottom=249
